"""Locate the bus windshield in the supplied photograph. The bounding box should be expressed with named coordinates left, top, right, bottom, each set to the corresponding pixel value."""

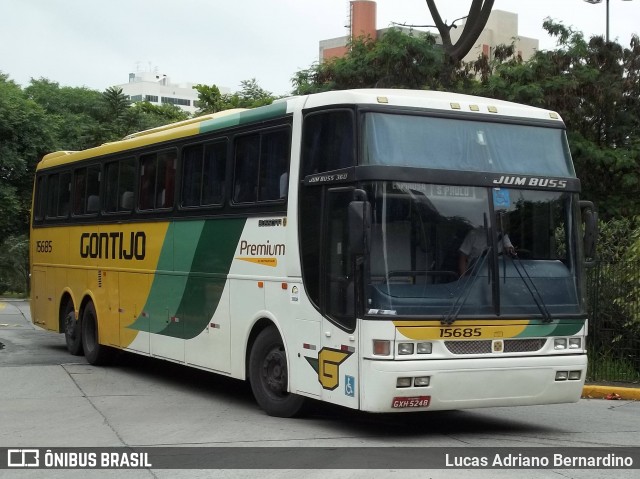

left=365, top=181, right=583, bottom=319
left=361, top=112, right=575, bottom=177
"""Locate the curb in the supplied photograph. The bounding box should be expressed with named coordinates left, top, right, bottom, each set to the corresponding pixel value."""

left=582, top=385, right=640, bottom=401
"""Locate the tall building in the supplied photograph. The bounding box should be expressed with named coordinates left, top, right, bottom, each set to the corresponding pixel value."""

left=451, top=10, right=539, bottom=62
left=319, top=1, right=538, bottom=63
left=113, top=70, right=231, bottom=115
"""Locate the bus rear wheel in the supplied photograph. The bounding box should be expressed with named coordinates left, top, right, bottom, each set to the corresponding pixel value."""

left=63, top=301, right=83, bottom=356
left=249, top=326, right=305, bottom=417
left=81, top=301, right=114, bottom=365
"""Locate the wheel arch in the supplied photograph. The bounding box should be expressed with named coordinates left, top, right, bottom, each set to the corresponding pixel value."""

left=245, top=316, right=290, bottom=382
left=78, top=291, right=98, bottom=324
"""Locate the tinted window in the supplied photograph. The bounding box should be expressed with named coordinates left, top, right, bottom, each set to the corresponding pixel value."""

left=139, top=150, right=176, bottom=210
left=301, top=110, right=354, bottom=178
left=34, top=176, right=45, bottom=221
left=233, top=128, right=290, bottom=204
left=182, top=141, right=227, bottom=207
left=105, top=157, right=135, bottom=213
left=45, top=171, right=71, bottom=218
left=72, top=165, right=101, bottom=215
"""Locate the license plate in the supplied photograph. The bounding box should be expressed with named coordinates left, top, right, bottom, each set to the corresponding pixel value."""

left=391, top=396, right=431, bottom=408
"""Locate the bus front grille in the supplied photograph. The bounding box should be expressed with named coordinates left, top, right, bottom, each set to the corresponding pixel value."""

left=445, top=338, right=547, bottom=355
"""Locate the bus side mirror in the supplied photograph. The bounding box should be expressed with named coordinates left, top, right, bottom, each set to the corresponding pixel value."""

left=348, top=197, right=371, bottom=256
left=580, top=200, right=598, bottom=264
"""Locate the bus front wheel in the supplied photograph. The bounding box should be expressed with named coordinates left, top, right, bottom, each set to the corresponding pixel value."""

left=63, top=301, right=83, bottom=356
left=81, top=301, right=113, bottom=365
left=249, top=326, right=305, bottom=417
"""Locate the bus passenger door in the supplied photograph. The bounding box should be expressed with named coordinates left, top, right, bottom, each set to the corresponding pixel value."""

left=319, top=188, right=360, bottom=410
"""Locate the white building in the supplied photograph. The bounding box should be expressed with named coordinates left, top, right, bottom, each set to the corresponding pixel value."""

left=114, top=71, right=231, bottom=115
left=451, top=10, right=539, bottom=63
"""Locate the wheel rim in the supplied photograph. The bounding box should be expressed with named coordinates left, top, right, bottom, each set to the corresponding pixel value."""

left=261, top=347, right=288, bottom=398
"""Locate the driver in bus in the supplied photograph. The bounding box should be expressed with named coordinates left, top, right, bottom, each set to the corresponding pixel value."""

left=458, top=215, right=516, bottom=276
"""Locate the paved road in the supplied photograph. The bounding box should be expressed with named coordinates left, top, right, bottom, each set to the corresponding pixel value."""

left=1, top=299, right=639, bottom=478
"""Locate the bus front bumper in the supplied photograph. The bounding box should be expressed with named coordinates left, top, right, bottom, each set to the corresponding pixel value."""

left=360, top=354, right=587, bottom=413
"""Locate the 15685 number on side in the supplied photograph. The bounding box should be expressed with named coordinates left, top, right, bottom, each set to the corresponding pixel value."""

left=36, top=240, right=53, bottom=253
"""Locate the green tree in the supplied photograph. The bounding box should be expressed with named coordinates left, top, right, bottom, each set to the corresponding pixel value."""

left=101, top=86, right=131, bottom=138
left=25, top=78, right=109, bottom=150
left=127, top=101, right=189, bottom=131
left=0, top=234, right=29, bottom=295
left=0, top=74, right=54, bottom=242
left=292, top=28, right=453, bottom=94
left=194, top=84, right=225, bottom=114
left=469, top=21, right=640, bottom=218
left=195, top=79, right=274, bottom=115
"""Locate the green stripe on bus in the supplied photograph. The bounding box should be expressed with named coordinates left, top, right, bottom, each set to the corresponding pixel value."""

left=198, top=103, right=288, bottom=135
left=515, top=319, right=584, bottom=338
left=128, top=218, right=246, bottom=339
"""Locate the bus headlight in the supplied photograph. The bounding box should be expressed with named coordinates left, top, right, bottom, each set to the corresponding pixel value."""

left=569, top=338, right=581, bottom=349
left=398, top=343, right=414, bottom=355
left=554, top=338, right=567, bottom=350
left=555, top=371, right=568, bottom=381
left=417, top=342, right=432, bottom=354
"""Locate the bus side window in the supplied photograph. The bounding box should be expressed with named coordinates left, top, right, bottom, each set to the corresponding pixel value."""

left=139, top=153, right=157, bottom=210
left=233, top=134, right=260, bottom=204
left=301, top=110, right=355, bottom=178
left=182, top=144, right=204, bottom=207
left=72, top=168, right=87, bottom=215
left=259, top=129, right=290, bottom=202
left=105, top=158, right=135, bottom=213
left=202, top=141, right=226, bottom=205
left=157, top=150, right=176, bottom=209
left=46, top=171, right=70, bottom=219
left=72, top=164, right=101, bottom=215
left=58, top=171, right=71, bottom=217
left=45, top=173, right=59, bottom=218
left=34, top=176, right=45, bottom=221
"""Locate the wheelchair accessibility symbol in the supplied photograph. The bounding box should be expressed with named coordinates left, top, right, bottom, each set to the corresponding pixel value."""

left=345, top=375, right=355, bottom=397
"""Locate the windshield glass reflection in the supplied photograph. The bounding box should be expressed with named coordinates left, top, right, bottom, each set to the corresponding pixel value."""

left=364, top=182, right=581, bottom=319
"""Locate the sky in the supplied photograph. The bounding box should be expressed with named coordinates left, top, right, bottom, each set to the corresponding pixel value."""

left=1, top=0, right=640, bottom=96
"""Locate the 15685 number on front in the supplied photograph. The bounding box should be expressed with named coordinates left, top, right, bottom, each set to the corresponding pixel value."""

left=439, top=327, right=482, bottom=338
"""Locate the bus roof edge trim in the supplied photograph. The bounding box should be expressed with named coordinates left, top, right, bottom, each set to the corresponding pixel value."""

left=123, top=108, right=248, bottom=140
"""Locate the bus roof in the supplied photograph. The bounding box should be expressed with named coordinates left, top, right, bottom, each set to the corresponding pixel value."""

left=37, top=89, right=563, bottom=171
left=296, top=89, right=564, bottom=123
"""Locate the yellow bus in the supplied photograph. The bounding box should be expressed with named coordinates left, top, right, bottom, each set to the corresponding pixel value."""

left=31, top=89, right=596, bottom=417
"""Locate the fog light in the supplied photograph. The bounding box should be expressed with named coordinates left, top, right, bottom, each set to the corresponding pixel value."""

left=396, top=377, right=412, bottom=388
left=569, top=338, right=581, bottom=349
left=414, top=376, right=430, bottom=387
left=555, top=371, right=569, bottom=381
left=398, top=343, right=414, bottom=355
left=569, top=370, right=581, bottom=380
left=417, top=342, right=432, bottom=354
left=554, top=338, right=567, bottom=350
left=373, top=340, right=391, bottom=356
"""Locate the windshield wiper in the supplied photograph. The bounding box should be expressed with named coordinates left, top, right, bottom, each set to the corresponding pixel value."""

left=442, top=247, right=491, bottom=325
left=507, top=255, right=552, bottom=323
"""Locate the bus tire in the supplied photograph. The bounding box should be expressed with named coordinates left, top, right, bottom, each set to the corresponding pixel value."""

left=81, top=301, right=114, bottom=365
left=63, top=301, right=83, bottom=356
left=249, top=326, right=305, bottom=417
